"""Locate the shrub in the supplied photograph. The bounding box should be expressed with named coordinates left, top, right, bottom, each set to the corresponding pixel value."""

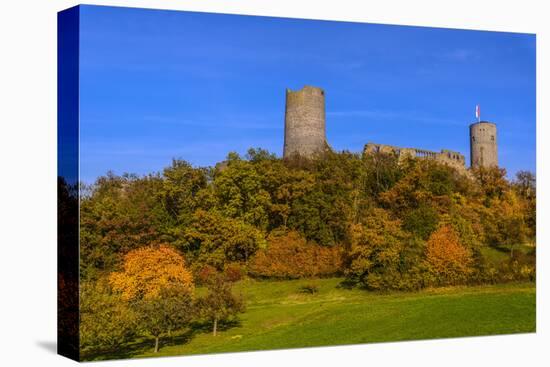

left=425, top=225, right=474, bottom=286
left=249, top=231, right=342, bottom=279
left=300, top=281, right=320, bottom=294
left=345, top=209, right=413, bottom=291
left=195, top=264, right=217, bottom=286
left=403, top=205, right=439, bottom=240
left=80, top=279, right=138, bottom=353
left=224, top=263, right=245, bottom=283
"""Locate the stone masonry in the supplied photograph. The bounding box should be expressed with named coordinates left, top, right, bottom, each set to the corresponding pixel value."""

left=283, top=86, right=327, bottom=158
left=363, top=143, right=467, bottom=173
left=469, top=121, right=498, bottom=168
left=282, top=85, right=498, bottom=173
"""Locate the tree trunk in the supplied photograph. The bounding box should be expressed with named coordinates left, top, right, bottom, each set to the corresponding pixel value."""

left=213, top=317, right=218, bottom=336
left=154, top=336, right=159, bottom=353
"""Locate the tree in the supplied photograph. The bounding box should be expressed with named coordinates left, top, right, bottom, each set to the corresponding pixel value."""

left=177, top=209, right=266, bottom=269
left=471, top=166, right=509, bottom=204
left=109, top=245, right=195, bottom=352
left=80, top=173, right=169, bottom=279
left=288, top=151, right=362, bottom=246
left=361, top=151, right=402, bottom=198
left=197, top=276, right=245, bottom=336
left=245, top=147, right=277, bottom=162
left=213, top=158, right=271, bottom=230
left=161, top=159, right=208, bottom=224
left=514, top=171, right=536, bottom=199
left=249, top=230, right=341, bottom=279
left=513, top=171, right=536, bottom=240
left=402, top=205, right=439, bottom=240
left=481, top=190, right=529, bottom=256
left=345, top=208, right=410, bottom=290
left=133, top=286, right=194, bottom=353
left=109, top=245, right=194, bottom=301
left=80, top=279, right=138, bottom=353
left=425, top=225, right=474, bottom=285
left=378, top=159, right=460, bottom=215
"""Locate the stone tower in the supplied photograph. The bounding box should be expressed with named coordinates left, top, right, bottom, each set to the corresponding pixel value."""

left=469, top=121, right=498, bottom=168
left=283, top=86, right=327, bottom=158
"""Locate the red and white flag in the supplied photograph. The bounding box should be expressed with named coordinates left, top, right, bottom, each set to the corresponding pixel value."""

left=475, top=105, right=480, bottom=121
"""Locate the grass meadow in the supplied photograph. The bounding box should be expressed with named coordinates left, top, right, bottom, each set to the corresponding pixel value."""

left=85, top=278, right=535, bottom=360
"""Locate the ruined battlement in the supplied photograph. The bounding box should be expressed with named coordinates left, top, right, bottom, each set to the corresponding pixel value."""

left=282, top=86, right=497, bottom=172
left=364, top=143, right=467, bottom=172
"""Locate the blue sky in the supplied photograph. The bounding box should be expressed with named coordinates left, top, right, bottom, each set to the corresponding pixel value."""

left=78, top=5, right=536, bottom=183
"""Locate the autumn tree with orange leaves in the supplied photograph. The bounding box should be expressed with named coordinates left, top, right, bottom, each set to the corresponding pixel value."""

left=110, top=245, right=194, bottom=300
left=425, top=225, right=474, bottom=286
left=110, top=245, right=195, bottom=353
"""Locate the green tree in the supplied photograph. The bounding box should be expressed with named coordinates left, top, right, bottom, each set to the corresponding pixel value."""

left=345, top=208, right=410, bottom=290
left=177, top=209, right=266, bottom=269
left=245, top=147, right=277, bottom=162
left=402, top=205, right=439, bottom=240
left=513, top=170, right=536, bottom=240
left=80, top=279, right=138, bottom=353
left=160, top=159, right=208, bottom=224
left=80, top=173, right=169, bottom=279
left=213, top=158, right=271, bottom=230
left=471, top=166, right=509, bottom=204
left=288, top=151, right=362, bottom=246
left=134, top=286, right=194, bottom=353
left=361, top=150, right=402, bottom=198
left=197, top=276, right=245, bottom=336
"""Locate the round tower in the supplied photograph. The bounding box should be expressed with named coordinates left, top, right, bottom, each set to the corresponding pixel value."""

left=283, top=86, right=327, bottom=158
left=469, top=121, right=498, bottom=168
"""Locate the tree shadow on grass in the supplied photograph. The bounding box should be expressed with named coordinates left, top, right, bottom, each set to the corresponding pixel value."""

left=81, top=319, right=243, bottom=361
left=336, top=279, right=356, bottom=290
left=81, top=337, right=161, bottom=361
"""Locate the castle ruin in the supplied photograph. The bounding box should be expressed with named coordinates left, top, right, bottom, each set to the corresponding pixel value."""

left=363, top=143, right=467, bottom=172
left=470, top=121, right=498, bottom=168
left=283, top=86, right=328, bottom=158
left=283, top=85, right=498, bottom=172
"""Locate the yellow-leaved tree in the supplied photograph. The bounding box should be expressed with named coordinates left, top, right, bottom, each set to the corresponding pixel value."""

left=426, top=225, right=474, bottom=285
left=109, top=245, right=195, bottom=352
left=110, top=245, right=194, bottom=301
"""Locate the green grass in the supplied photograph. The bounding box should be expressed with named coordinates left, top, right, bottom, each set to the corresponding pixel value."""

left=87, top=278, right=535, bottom=360
left=480, top=243, right=536, bottom=264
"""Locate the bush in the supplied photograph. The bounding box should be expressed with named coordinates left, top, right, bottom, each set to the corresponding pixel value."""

left=195, top=264, right=218, bottom=286
left=249, top=231, right=342, bottom=279
left=224, top=263, right=245, bottom=283
left=80, top=279, right=138, bottom=353
left=425, top=225, right=474, bottom=286
left=403, top=205, right=439, bottom=240
left=345, top=209, right=414, bottom=291
left=300, top=281, right=320, bottom=294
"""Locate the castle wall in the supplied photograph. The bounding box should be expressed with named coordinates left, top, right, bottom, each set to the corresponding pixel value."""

left=282, top=85, right=490, bottom=176
left=283, top=86, right=327, bottom=158
left=469, top=121, right=498, bottom=168
left=364, top=143, right=467, bottom=173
